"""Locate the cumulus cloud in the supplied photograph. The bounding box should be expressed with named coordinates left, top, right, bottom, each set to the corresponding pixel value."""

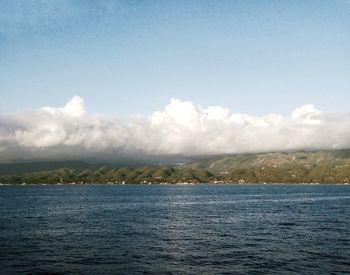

left=0, top=96, right=349, bottom=162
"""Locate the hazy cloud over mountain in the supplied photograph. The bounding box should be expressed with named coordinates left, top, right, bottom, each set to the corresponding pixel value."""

left=0, top=96, right=349, bottom=162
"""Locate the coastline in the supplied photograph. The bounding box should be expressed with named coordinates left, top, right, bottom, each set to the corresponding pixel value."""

left=1, top=182, right=349, bottom=186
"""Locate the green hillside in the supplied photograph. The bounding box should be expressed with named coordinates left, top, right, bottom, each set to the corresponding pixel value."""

left=1, top=150, right=350, bottom=184
left=185, top=149, right=350, bottom=183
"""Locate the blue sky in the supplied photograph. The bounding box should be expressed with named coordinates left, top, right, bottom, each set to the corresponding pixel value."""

left=0, top=0, right=349, bottom=117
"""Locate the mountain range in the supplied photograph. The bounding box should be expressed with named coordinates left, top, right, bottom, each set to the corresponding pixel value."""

left=1, top=149, right=350, bottom=184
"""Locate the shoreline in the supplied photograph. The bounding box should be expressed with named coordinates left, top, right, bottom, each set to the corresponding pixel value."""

left=0, top=182, right=349, bottom=186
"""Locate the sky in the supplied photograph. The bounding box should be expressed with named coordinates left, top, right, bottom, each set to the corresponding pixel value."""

left=0, top=0, right=349, bottom=162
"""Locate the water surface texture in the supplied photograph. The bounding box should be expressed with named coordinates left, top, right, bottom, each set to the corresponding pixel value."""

left=0, top=185, right=349, bottom=274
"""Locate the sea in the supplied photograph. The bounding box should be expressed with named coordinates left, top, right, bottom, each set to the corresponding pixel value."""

left=0, top=184, right=349, bottom=274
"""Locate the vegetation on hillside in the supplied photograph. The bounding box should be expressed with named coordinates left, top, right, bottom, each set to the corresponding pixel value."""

left=0, top=150, right=350, bottom=184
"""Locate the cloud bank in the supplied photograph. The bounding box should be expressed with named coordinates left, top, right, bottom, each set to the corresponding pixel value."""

left=0, top=96, right=349, bottom=162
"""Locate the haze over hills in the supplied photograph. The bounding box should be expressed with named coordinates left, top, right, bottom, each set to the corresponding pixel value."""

left=0, top=155, right=211, bottom=176
left=1, top=149, right=349, bottom=184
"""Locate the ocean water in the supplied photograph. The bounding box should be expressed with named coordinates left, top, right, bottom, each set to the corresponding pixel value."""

left=0, top=184, right=349, bottom=274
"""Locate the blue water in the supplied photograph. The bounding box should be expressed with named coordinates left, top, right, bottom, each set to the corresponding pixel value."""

left=0, top=184, right=349, bottom=274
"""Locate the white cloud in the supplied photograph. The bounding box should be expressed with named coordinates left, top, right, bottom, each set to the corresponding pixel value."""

left=41, top=95, right=86, bottom=117
left=0, top=95, right=349, bottom=162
